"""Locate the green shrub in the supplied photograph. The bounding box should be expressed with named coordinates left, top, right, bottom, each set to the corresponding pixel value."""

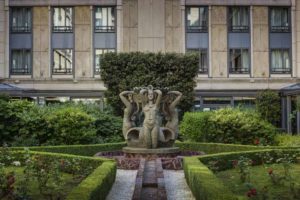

left=45, top=107, right=97, bottom=145
left=255, top=90, right=281, bottom=126
left=275, top=134, right=300, bottom=147
left=100, top=52, right=199, bottom=115
left=180, top=108, right=278, bottom=145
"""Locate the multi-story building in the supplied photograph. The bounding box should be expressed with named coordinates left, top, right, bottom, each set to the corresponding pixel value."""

left=0, top=0, right=300, bottom=133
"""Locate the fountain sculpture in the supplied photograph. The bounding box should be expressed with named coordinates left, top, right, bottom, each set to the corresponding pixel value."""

left=120, top=85, right=182, bottom=153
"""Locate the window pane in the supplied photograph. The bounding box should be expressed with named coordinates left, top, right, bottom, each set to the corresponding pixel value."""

left=11, top=8, right=32, bottom=32
left=230, top=7, right=249, bottom=32
left=95, top=49, right=115, bottom=74
left=53, top=49, right=73, bottom=74
left=271, top=8, right=289, bottom=32
left=187, top=8, right=200, bottom=27
left=241, top=49, right=249, bottom=69
left=283, top=50, right=290, bottom=69
left=53, top=7, right=73, bottom=32
left=95, top=7, right=115, bottom=32
left=11, top=49, right=31, bottom=74
left=271, top=50, right=282, bottom=69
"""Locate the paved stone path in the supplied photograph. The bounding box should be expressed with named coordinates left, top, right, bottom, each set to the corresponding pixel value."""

left=164, top=170, right=195, bottom=200
left=106, top=169, right=137, bottom=200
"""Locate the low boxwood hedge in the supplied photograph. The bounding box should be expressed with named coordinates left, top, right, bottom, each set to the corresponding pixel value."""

left=10, top=142, right=126, bottom=156
left=4, top=150, right=116, bottom=200
left=183, top=149, right=300, bottom=200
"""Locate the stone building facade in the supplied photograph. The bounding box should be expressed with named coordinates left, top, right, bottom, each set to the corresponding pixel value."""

left=0, top=0, right=300, bottom=132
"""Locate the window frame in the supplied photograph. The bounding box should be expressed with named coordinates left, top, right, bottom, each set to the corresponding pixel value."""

left=52, top=49, right=73, bottom=75
left=52, top=7, right=74, bottom=33
left=185, top=6, right=208, bottom=33
left=94, top=6, right=116, bottom=33
left=94, top=48, right=116, bottom=75
left=270, top=48, right=291, bottom=74
left=228, top=6, right=250, bottom=33
left=186, top=48, right=209, bottom=74
left=10, top=7, right=32, bottom=33
left=229, top=48, right=250, bottom=74
left=10, top=48, right=32, bottom=75
left=269, top=7, right=291, bottom=33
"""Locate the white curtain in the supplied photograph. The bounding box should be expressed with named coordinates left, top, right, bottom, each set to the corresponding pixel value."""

left=271, top=50, right=282, bottom=69
left=271, top=8, right=288, bottom=27
left=188, top=8, right=199, bottom=27
left=242, top=49, right=249, bottom=70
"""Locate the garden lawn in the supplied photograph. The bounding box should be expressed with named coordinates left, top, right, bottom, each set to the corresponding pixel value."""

left=215, top=164, right=300, bottom=200
left=3, top=166, right=81, bottom=200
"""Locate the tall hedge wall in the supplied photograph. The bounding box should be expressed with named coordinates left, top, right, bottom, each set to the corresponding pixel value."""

left=100, top=52, right=199, bottom=115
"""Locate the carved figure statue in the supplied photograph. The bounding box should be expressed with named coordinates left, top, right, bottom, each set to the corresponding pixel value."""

left=163, top=91, right=182, bottom=138
left=119, top=85, right=181, bottom=149
left=140, top=85, right=162, bottom=148
left=119, top=91, right=136, bottom=139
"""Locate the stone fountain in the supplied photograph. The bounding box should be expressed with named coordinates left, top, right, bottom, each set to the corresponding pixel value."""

left=120, top=85, right=181, bottom=154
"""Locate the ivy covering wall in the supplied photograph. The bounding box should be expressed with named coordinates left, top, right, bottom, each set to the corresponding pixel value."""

left=100, top=52, right=199, bottom=115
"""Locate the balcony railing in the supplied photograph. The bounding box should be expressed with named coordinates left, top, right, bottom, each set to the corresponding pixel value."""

left=10, top=67, right=31, bottom=75
left=52, top=67, right=72, bottom=74
left=11, top=26, right=31, bottom=33
left=186, top=26, right=208, bottom=33
left=229, top=26, right=249, bottom=33
left=271, top=67, right=291, bottom=74
left=229, top=67, right=250, bottom=74
left=270, top=26, right=290, bottom=33
left=95, top=26, right=115, bottom=33
left=52, top=26, right=73, bottom=33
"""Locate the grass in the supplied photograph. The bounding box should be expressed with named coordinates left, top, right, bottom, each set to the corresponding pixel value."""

left=3, top=166, right=82, bottom=200
left=215, top=163, right=300, bottom=200
left=275, top=135, right=300, bottom=147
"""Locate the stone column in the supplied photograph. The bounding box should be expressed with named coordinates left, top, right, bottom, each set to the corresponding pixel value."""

left=250, top=6, right=254, bottom=78
left=292, top=1, right=297, bottom=77
left=117, top=0, right=123, bottom=52
left=287, top=96, right=292, bottom=134
left=281, top=97, right=287, bottom=131
left=180, top=0, right=185, bottom=53
left=208, top=6, right=212, bottom=77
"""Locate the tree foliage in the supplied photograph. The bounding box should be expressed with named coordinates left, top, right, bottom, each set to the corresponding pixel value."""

left=100, top=52, right=199, bottom=115
left=255, top=90, right=281, bottom=126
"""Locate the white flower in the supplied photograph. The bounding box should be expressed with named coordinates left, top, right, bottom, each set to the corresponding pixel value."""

left=12, top=161, right=21, bottom=166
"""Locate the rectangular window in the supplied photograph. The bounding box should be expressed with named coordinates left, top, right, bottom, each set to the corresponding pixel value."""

left=186, top=7, right=208, bottom=32
left=229, top=7, right=249, bottom=32
left=52, top=49, right=73, bottom=74
left=11, top=49, right=32, bottom=75
left=270, top=7, right=290, bottom=32
left=52, top=7, right=73, bottom=32
left=187, top=49, right=208, bottom=74
left=11, top=7, right=32, bottom=33
left=271, top=49, right=291, bottom=74
left=94, top=7, right=115, bottom=32
left=95, top=49, right=115, bottom=74
left=229, top=49, right=250, bottom=74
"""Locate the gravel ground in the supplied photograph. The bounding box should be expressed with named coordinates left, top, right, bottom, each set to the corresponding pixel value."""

left=163, top=170, right=195, bottom=200
left=106, top=169, right=137, bottom=200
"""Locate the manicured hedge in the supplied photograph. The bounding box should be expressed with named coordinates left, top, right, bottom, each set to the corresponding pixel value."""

left=6, top=150, right=116, bottom=200
left=183, top=149, right=300, bottom=200
left=10, top=142, right=126, bottom=156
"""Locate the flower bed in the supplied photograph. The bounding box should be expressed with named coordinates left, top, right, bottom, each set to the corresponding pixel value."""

left=183, top=149, right=300, bottom=200
left=0, top=149, right=116, bottom=200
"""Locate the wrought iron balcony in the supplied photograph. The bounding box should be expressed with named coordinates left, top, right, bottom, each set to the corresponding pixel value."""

left=270, top=26, right=290, bottom=33
left=229, top=67, right=250, bottom=74
left=229, top=26, right=249, bottom=33
left=52, top=26, right=73, bottom=33
left=11, top=26, right=31, bottom=33
left=186, top=26, right=208, bottom=33
left=10, top=67, right=31, bottom=75
left=95, top=26, right=115, bottom=33
left=271, top=67, right=291, bottom=74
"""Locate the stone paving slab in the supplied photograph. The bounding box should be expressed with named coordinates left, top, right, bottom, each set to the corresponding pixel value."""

left=106, top=169, right=137, bottom=200
left=163, top=170, right=195, bottom=200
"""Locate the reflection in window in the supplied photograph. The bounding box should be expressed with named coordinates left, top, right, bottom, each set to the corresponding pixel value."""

left=53, top=7, right=73, bottom=32
left=271, top=49, right=291, bottom=74
left=11, top=7, right=32, bottom=32
left=229, top=7, right=249, bottom=32
left=229, top=49, right=250, bottom=74
left=270, top=7, right=290, bottom=32
left=187, top=49, right=208, bottom=74
left=95, top=7, right=115, bottom=32
left=186, top=7, right=208, bottom=32
left=11, top=49, right=31, bottom=75
left=95, top=49, right=115, bottom=74
left=53, top=49, right=73, bottom=74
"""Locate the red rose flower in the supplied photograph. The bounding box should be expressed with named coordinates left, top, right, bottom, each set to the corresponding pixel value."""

left=268, top=168, right=273, bottom=175
left=254, top=139, right=260, bottom=145
left=232, top=160, right=238, bottom=167
left=250, top=188, right=257, bottom=196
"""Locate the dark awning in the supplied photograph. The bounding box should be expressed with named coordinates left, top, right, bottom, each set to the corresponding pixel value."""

left=280, top=83, right=300, bottom=96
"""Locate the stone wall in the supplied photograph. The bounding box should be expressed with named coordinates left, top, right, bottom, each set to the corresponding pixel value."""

left=0, top=0, right=6, bottom=78
left=211, top=6, right=227, bottom=78
left=74, top=6, right=92, bottom=78
left=33, top=7, right=49, bottom=79
left=252, top=6, right=269, bottom=78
